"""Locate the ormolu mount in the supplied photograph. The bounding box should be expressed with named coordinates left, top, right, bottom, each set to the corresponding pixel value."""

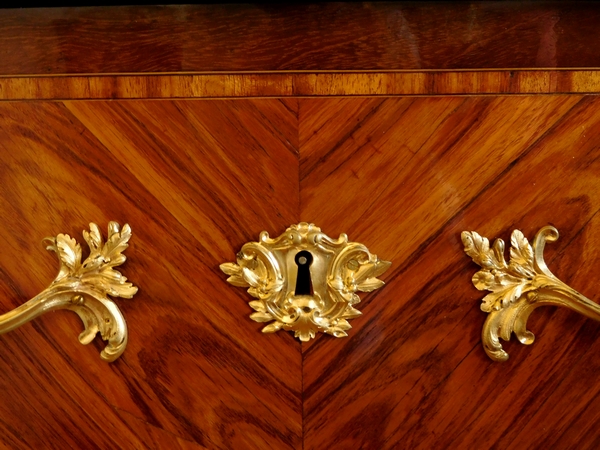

left=221, top=223, right=391, bottom=341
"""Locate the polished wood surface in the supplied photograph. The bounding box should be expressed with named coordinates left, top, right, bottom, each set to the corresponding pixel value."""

left=6, top=70, right=600, bottom=100
left=3, top=4, right=600, bottom=448
left=300, top=95, right=600, bottom=448
left=2, top=3, right=600, bottom=75
left=0, top=100, right=300, bottom=449
left=3, top=91, right=600, bottom=448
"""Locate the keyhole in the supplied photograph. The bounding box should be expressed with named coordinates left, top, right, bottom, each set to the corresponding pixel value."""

left=294, top=250, right=314, bottom=296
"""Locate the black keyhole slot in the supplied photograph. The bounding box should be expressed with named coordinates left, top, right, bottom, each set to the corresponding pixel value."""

left=294, top=250, right=314, bottom=296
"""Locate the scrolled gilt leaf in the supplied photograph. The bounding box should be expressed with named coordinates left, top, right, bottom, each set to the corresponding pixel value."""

left=81, top=254, right=104, bottom=272
left=500, top=283, right=524, bottom=309
left=481, top=292, right=502, bottom=312
left=342, top=305, right=362, bottom=319
left=479, top=283, right=531, bottom=312
left=220, top=261, right=248, bottom=287
left=220, top=262, right=242, bottom=277
left=478, top=278, right=532, bottom=312
left=357, top=259, right=391, bottom=280
left=348, top=293, right=361, bottom=305
left=226, top=276, right=248, bottom=287
left=353, top=259, right=389, bottom=291
left=357, top=278, right=385, bottom=292
left=327, top=328, right=349, bottom=338
left=10, top=222, right=140, bottom=362
left=107, top=221, right=120, bottom=238
left=55, top=233, right=82, bottom=272
left=44, top=237, right=69, bottom=281
left=492, top=239, right=505, bottom=268
left=508, top=230, right=536, bottom=278
left=270, top=279, right=284, bottom=292
left=83, top=222, right=103, bottom=253
left=102, top=222, right=132, bottom=266
left=114, top=283, right=138, bottom=298
left=249, top=301, right=266, bottom=312
left=105, top=254, right=126, bottom=267
left=86, top=269, right=137, bottom=299
left=247, top=287, right=260, bottom=298
left=326, top=319, right=352, bottom=337
left=335, top=318, right=352, bottom=331
left=463, top=230, right=535, bottom=310
left=97, top=279, right=138, bottom=299
left=262, top=322, right=284, bottom=333
left=295, top=328, right=316, bottom=341
left=250, top=311, right=274, bottom=322
left=461, top=231, right=507, bottom=270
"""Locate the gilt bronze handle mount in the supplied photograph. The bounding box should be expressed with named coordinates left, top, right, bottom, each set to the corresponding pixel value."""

left=0, top=222, right=137, bottom=362
left=463, top=225, right=600, bottom=362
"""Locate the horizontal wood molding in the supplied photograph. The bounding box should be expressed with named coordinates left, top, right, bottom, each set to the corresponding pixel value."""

left=3, top=70, right=600, bottom=100
left=1, top=3, right=600, bottom=74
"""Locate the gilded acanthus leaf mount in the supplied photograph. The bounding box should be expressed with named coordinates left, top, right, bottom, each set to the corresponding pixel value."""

left=0, top=222, right=138, bottom=362
left=462, top=225, right=600, bottom=362
left=221, top=223, right=391, bottom=341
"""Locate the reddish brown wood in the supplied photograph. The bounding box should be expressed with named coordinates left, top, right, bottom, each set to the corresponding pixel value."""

left=2, top=3, right=600, bottom=75
left=4, top=88, right=600, bottom=448
left=3, top=84, right=600, bottom=448
left=300, top=95, right=600, bottom=448
left=0, top=99, right=301, bottom=449
left=3, top=6, right=600, bottom=445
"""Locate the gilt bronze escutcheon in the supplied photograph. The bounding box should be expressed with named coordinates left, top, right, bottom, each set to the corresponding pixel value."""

left=221, top=223, right=391, bottom=341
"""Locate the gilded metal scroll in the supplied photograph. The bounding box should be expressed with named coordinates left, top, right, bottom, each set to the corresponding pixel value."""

left=221, top=223, right=391, bottom=341
left=0, top=222, right=138, bottom=362
left=462, top=225, right=600, bottom=362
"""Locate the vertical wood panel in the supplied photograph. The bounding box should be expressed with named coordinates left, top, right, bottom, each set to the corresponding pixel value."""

left=0, top=99, right=301, bottom=449
left=300, top=95, right=600, bottom=448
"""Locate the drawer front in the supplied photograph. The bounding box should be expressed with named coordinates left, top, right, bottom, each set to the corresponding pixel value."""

left=1, top=91, right=599, bottom=448
left=3, top=4, right=600, bottom=448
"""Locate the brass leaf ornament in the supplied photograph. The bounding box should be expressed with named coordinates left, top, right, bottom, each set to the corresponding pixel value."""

left=0, top=222, right=138, bottom=362
left=462, top=225, right=600, bottom=362
left=221, top=223, right=391, bottom=341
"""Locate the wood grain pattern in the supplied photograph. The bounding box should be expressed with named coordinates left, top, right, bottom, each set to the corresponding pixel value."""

left=3, top=90, right=600, bottom=448
left=4, top=4, right=600, bottom=448
left=5, top=70, right=600, bottom=100
left=0, top=99, right=301, bottom=449
left=300, top=95, right=600, bottom=448
left=2, top=3, right=600, bottom=75
left=4, top=91, right=600, bottom=448
left=4, top=16, right=600, bottom=446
